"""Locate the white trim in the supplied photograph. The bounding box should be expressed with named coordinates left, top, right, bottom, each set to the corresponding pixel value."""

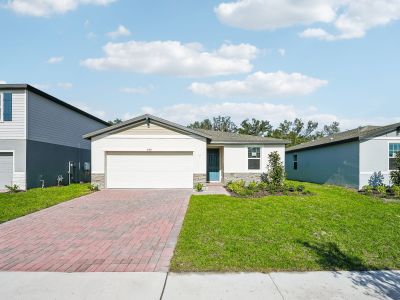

left=389, top=141, right=400, bottom=171
left=362, top=137, right=400, bottom=141
left=0, top=150, right=15, bottom=174
left=360, top=171, right=390, bottom=175
left=247, top=146, right=261, bottom=171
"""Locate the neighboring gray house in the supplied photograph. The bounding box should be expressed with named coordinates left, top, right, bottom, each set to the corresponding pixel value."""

left=285, top=123, right=400, bottom=189
left=0, top=84, right=108, bottom=190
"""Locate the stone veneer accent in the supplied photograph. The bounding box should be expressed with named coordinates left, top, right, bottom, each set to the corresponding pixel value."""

left=92, top=173, right=105, bottom=189
left=224, top=173, right=262, bottom=184
left=193, top=173, right=207, bottom=186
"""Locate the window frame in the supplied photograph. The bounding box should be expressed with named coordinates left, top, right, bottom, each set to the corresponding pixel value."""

left=389, top=143, right=400, bottom=171
left=0, top=92, right=12, bottom=122
left=293, top=154, right=298, bottom=170
left=247, top=146, right=261, bottom=170
left=0, top=93, right=3, bottom=122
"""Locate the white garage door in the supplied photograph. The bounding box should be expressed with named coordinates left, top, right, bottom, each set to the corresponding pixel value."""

left=106, top=152, right=193, bottom=189
left=0, top=152, right=13, bottom=189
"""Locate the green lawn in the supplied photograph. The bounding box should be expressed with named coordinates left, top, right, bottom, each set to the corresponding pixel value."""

left=0, top=184, right=92, bottom=223
left=171, top=182, right=400, bottom=272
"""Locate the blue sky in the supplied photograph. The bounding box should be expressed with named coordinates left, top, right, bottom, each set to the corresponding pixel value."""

left=0, top=0, right=399, bottom=129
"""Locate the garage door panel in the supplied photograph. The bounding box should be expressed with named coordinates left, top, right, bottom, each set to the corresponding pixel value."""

left=0, top=153, right=13, bottom=188
left=106, top=152, right=193, bottom=188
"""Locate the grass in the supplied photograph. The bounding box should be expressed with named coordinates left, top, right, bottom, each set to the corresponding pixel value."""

left=0, top=184, right=92, bottom=223
left=171, top=182, right=400, bottom=272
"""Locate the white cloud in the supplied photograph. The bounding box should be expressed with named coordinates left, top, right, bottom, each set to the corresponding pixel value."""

left=47, top=56, right=64, bottom=64
left=124, top=102, right=399, bottom=131
left=216, top=0, right=400, bottom=40
left=6, top=0, right=116, bottom=17
left=71, top=102, right=106, bottom=119
left=87, top=32, right=97, bottom=39
left=278, top=48, right=285, bottom=56
left=107, top=25, right=131, bottom=39
left=0, top=80, right=6, bottom=84
left=31, top=83, right=51, bottom=90
left=189, top=71, right=327, bottom=98
left=57, top=82, right=73, bottom=89
left=215, top=0, right=337, bottom=30
left=120, top=85, right=154, bottom=94
left=81, top=41, right=259, bottom=77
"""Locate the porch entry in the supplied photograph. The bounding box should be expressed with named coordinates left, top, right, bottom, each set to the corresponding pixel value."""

left=207, top=149, right=220, bottom=182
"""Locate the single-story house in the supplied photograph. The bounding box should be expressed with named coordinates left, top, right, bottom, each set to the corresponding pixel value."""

left=0, top=84, right=109, bottom=190
left=285, top=122, right=400, bottom=189
left=83, top=114, right=288, bottom=189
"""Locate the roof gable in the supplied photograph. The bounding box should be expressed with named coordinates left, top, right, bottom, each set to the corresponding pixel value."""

left=84, top=114, right=212, bottom=139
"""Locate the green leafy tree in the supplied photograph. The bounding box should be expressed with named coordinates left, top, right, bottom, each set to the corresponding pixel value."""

left=188, top=119, right=212, bottom=130
left=212, top=116, right=237, bottom=132
left=108, top=118, right=123, bottom=125
left=261, top=151, right=285, bottom=187
left=238, top=118, right=273, bottom=136
left=390, top=152, right=400, bottom=186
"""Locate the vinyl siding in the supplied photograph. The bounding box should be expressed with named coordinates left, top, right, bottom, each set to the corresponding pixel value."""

left=0, top=90, right=26, bottom=139
left=359, top=131, right=400, bottom=188
left=114, top=123, right=181, bottom=135
left=27, top=91, right=106, bottom=149
left=285, top=141, right=360, bottom=188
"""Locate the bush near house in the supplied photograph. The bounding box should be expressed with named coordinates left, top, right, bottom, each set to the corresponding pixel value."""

left=360, top=169, right=400, bottom=200
left=390, top=152, right=400, bottom=186
left=227, top=151, right=310, bottom=197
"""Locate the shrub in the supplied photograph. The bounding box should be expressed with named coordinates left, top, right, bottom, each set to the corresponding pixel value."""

left=89, top=184, right=99, bottom=191
left=368, top=171, right=385, bottom=188
left=261, top=151, right=285, bottom=187
left=226, top=180, right=254, bottom=196
left=390, top=152, right=400, bottom=186
left=195, top=183, right=204, bottom=192
left=393, top=186, right=400, bottom=198
left=247, top=181, right=258, bottom=190
left=376, top=185, right=386, bottom=196
left=362, top=185, right=373, bottom=194
left=296, top=185, right=305, bottom=192
left=5, top=184, right=20, bottom=193
left=285, top=183, right=296, bottom=192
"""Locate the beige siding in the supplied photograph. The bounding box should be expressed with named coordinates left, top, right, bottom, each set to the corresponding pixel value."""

left=27, top=91, right=106, bottom=149
left=0, top=91, right=26, bottom=139
left=114, top=123, right=181, bottom=135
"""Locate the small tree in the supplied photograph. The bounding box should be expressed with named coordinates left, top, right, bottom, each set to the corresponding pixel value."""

left=261, top=151, right=285, bottom=186
left=390, top=152, right=400, bottom=186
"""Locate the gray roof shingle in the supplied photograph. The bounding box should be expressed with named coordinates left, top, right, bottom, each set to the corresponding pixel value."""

left=286, top=123, right=400, bottom=152
left=193, top=128, right=289, bottom=144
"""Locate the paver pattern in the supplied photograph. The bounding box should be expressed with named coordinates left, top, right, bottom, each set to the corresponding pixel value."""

left=0, top=189, right=191, bottom=272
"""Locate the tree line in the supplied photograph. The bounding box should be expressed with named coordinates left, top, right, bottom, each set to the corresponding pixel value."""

left=188, top=116, right=340, bottom=147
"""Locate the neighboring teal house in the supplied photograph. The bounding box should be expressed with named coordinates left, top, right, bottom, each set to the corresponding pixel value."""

left=285, top=123, right=400, bottom=189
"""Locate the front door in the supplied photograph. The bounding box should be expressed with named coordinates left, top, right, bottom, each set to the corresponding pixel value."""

left=207, top=149, right=220, bottom=182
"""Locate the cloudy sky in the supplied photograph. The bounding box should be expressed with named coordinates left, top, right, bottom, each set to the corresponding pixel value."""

left=1, top=0, right=399, bottom=129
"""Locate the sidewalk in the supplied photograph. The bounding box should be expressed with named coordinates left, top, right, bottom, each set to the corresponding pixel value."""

left=1, top=271, right=399, bottom=300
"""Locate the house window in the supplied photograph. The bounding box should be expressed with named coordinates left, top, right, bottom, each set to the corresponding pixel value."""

left=248, top=147, right=261, bottom=170
left=389, top=143, right=400, bottom=170
left=0, top=93, right=12, bottom=122
left=293, top=154, right=298, bottom=170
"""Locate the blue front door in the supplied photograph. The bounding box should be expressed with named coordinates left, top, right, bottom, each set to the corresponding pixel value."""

left=207, top=149, right=220, bottom=181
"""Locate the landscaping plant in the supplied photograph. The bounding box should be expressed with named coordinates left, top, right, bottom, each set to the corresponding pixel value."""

left=88, top=184, right=99, bottom=191
left=195, top=183, right=204, bottom=192
left=261, top=151, right=285, bottom=187
left=390, top=152, right=400, bottom=186
left=5, top=184, right=20, bottom=194
left=393, top=186, right=400, bottom=198
left=376, top=185, right=387, bottom=196
left=368, top=171, right=385, bottom=188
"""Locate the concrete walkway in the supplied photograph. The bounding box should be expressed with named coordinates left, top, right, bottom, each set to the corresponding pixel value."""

left=1, top=271, right=399, bottom=299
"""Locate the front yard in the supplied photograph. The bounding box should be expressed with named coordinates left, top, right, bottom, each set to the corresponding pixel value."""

left=0, top=184, right=92, bottom=223
left=171, top=182, right=400, bottom=272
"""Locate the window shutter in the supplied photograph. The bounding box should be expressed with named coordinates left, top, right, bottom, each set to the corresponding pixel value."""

left=3, top=93, right=12, bottom=121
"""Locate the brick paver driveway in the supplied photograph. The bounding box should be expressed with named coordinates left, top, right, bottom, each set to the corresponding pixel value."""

left=0, top=189, right=191, bottom=272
